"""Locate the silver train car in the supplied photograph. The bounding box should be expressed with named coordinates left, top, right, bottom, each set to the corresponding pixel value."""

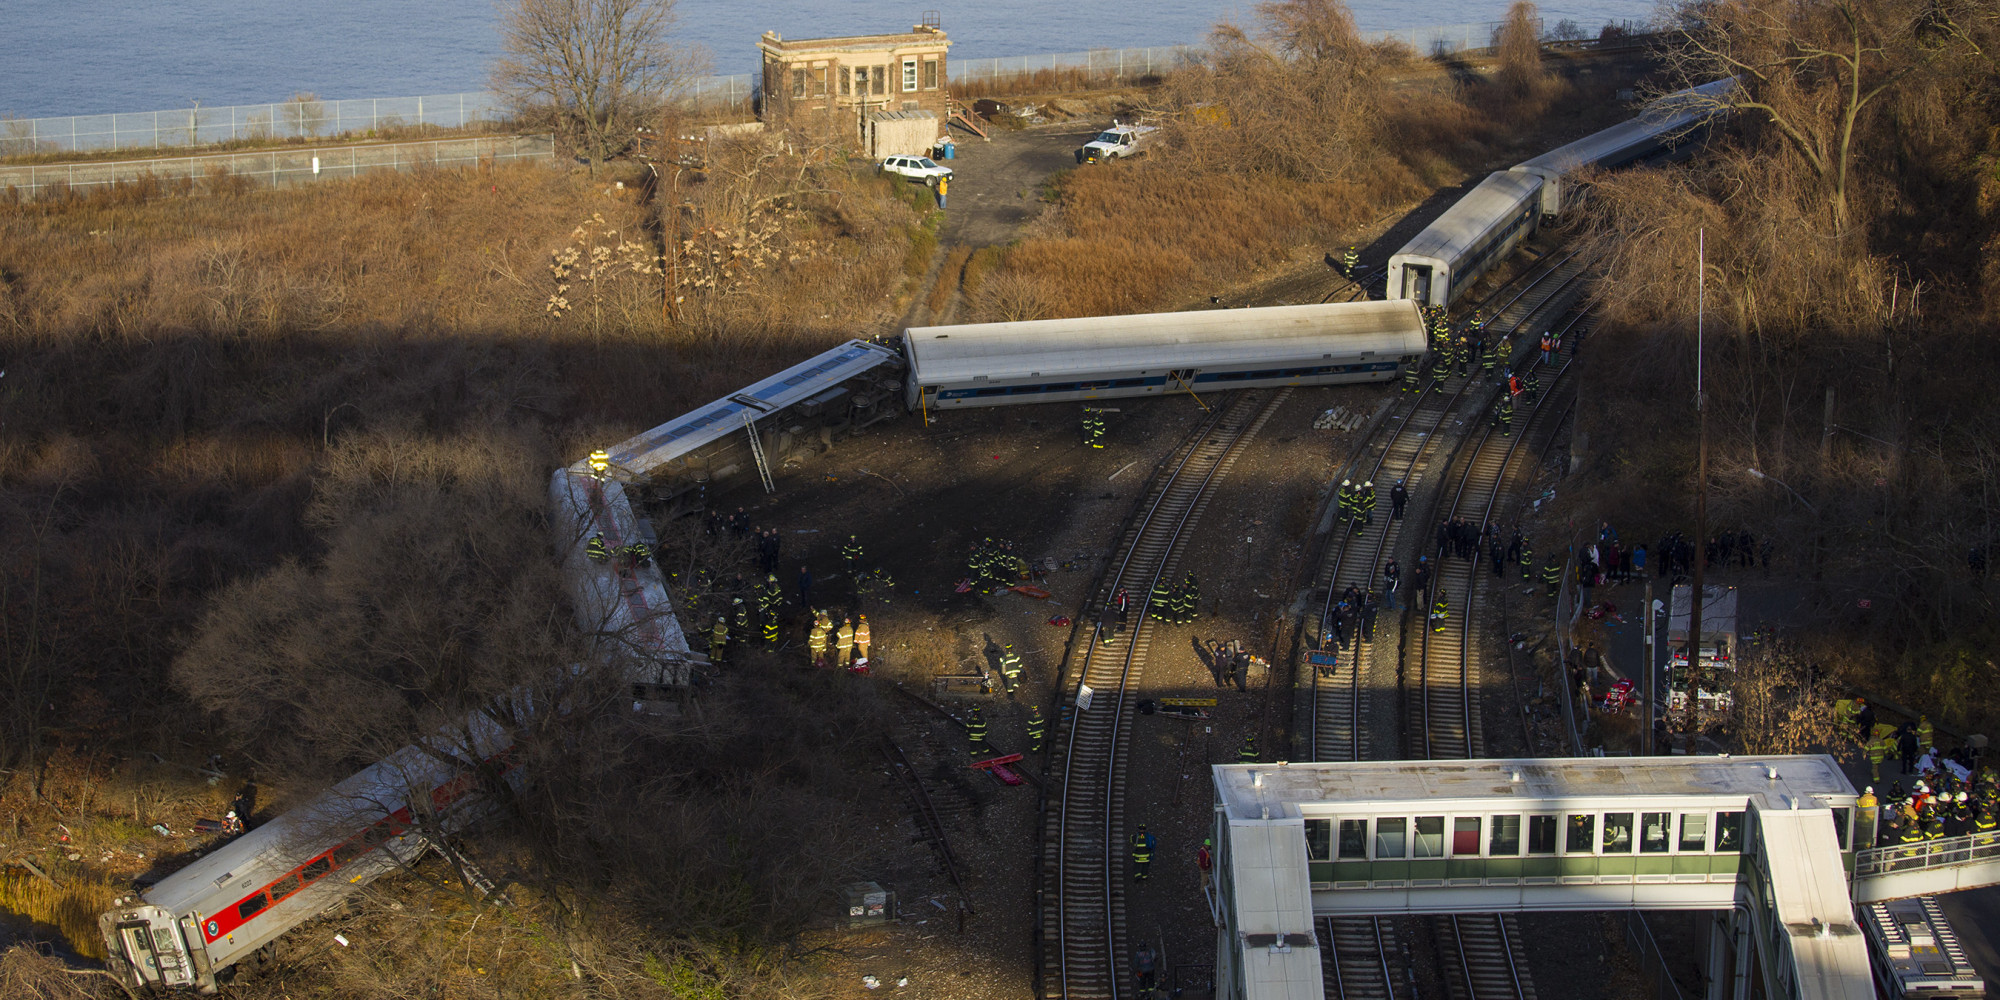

left=1860, top=896, right=1987, bottom=998
left=100, top=710, right=517, bottom=993
left=1511, top=77, right=1739, bottom=216
left=1387, top=78, right=1735, bottom=308
left=549, top=466, right=695, bottom=706
left=1385, top=170, right=1543, bottom=308
left=902, top=300, right=1427, bottom=411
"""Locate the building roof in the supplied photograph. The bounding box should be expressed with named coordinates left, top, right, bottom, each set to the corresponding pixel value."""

left=759, top=28, right=950, bottom=56
left=1212, top=756, right=1857, bottom=820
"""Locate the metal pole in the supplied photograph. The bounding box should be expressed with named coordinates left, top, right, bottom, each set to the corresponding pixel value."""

left=1642, top=579, right=1654, bottom=755
left=1685, top=228, right=1707, bottom=756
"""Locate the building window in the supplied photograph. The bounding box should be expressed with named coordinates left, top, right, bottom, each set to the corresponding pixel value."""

left=814, top=67, right=827, bottom=97
left=1303, top=819, right=1331, bottom=862
left=1337, top=820, right=1368, bottom=859
left=922, top=58, right=939, bottom=89
left=874, top=67, right=886, bottom=95
left=791, top=68, right=806, bottom=99
left=903, top=59, right=918, bottom=92
left=840, top=67, right=851, bottom=96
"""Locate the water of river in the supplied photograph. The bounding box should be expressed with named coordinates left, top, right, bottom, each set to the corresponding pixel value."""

left=0, top=0, right=1662, bottom=118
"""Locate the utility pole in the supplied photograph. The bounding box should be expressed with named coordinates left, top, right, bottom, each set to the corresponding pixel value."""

left=1685, top=229, right=1707, bottom=757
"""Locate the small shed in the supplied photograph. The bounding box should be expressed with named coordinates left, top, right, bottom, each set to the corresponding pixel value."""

left=867, top=109, right=938, bottom=158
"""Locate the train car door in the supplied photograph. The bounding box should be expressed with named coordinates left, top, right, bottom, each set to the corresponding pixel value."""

left=1402, top=264, right=1433, bottom=305
left=105, top=906, right=201, bottom=990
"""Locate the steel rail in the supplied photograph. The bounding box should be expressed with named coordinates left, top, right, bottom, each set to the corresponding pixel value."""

left=1049, top=388, right=1288, bottom=1000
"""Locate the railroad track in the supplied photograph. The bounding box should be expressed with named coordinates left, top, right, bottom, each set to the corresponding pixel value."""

left=1040, top=387, right=1290, bottom=1000
left=1440, top=914, right=1537, bottom=1000
left=882, top=737, right=974, bottom=916
left=1409, top=344, right=1576, bottom=1000
left=1320, top=914, right=1406, bottom=1000
left=1298, top=242, right=1590, bottom=1000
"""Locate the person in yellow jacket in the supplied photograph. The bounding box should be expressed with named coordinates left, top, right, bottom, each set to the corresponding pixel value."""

left=836, top=617, right=856, bottom=668
left=807, top=611, right=831, bottom=668
left=852, top=614, right=871, bottom=668
left=936, top=174, right=949, bottom=209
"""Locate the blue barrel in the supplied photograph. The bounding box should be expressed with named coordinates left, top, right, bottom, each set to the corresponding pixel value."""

left=940, top=142, right=955, bottom=160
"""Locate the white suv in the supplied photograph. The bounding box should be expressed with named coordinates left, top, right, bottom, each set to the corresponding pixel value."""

left=880, top=155, right=953, bottom=187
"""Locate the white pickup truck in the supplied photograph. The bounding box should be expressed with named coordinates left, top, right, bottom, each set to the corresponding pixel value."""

left=1076, top=124, right=1157, bottom=164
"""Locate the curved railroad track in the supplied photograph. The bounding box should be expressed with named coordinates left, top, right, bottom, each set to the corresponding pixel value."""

left=1302, top=241, right=1593, bottom=1000
left=1040, top=387, right=1290, bottom=1000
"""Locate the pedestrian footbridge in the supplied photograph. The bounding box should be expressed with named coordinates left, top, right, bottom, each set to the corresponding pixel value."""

left=1209, top=756, right=2000, bottom=1000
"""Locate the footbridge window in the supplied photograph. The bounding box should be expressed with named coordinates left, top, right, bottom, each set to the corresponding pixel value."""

left=1453, top=818, right=1481, bottom=856
left=1375, top=818, right=1407, bottom=858
left=1338, top=820, right=1368, bottom=860
left=1413, top=817, right=1445, bottom=858
left=1679, top=813, right=1708, bottom=851
left=1641, top=813, right=1671, bottom=853
left=1528, top=815, right=1558, bottom=854
left=1716, top=811, right=1745, bottom=852
left=1488, top=815, right=1521, bottom=856
left=1603, top=813, right=1634, bottom=853
left=1566, top=814, right=1596, bottom=853
left=1304, top=819, right=1332, bottom=862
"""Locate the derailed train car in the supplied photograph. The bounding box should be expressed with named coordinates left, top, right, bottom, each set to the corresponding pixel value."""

left=1387, top=78, right=1736, bottom=308
left=100, top=710, right=519, bottom=993
left=902, top=300, right=1427, bottom=411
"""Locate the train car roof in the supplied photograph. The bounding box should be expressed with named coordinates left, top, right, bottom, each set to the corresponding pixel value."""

left=1211, top=755, right=1856, bottom=820
left=593, top=339, right=899, bottom=479
left=143, top=710, right=511, bottom=916
left=1387, top=171, right=1543, bottom=267
left=549, top=472, right=691, bottom=678
left=1513, top=78, right=1738, bottom=177
left=904, top=300, right=1426, bottom=385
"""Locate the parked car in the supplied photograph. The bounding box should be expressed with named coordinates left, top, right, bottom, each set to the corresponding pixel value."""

left=880, top=155, right=953, bottom=187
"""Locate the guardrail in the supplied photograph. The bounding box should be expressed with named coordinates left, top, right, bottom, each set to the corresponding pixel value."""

left=1855, top=831, right=2000, bottom=878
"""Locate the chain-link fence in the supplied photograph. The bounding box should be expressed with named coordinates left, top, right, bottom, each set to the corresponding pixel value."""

left=1362, top=19, right=1524, bottom=55
left=0, top=134, right=554, bottom=199
left=2, top=93, right=508, bottom=156
left=949, top=45, right=1197, bottom=90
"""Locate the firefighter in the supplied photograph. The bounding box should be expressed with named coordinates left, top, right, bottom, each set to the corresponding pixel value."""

left=841, top=534, right=864, bottom=573
left=1431, top=589, right=1451, bottom=632
left=759, top=573, right=783, bottom=615
left=807, top=612, right=831, bottom=667
left=967, top=708, right=989, bottom=754
left=709, top=615, right=729, bottom=664
left=1482, top=334, right=1502, bottom=375
left=853, top=613, right=871, bottom=668
left=1027, top=705, right=1046, bottom=753
left=1237, top=734, right=1258, bottom=763
left=1867, top=729, right=1892, bottom=782
left=1496, top=394, right=1514, bottom=436
left=1342, top=245, right=1359, bottom=275
left=1150, top=577, right=1173, bottom=621
left=1337, top=479, right=1356, bottom=526
left=1083, top=408, right=1106, bottom=449
left=1182, top=572, right=1201, bottom=623
left=622, top=541, right=652, bottom=567
left=587, top=448, right=611, bottom=478
left=1917, top=715, right=1935, bottom=757
left=1402, top=357, right=1424, bottom=392
left=585, top=533, right=610, bottom=563
left=762, top=607, right=782, bottom=648
left=1130, top=824, right=1157, bottom=880
left=1360, top=482, right=1377, bottom=526
left=1524, top=366, right=1541, bottom=404
left=1541, top=556, right=1563, bottom=597
left=998, top=643, right=1023, bottom=692
left=1520, top=535, right=1535, bottom=580
left=1456, top=335, right=1474, bottom=376
left=836, top=616, right=856, bottom=668
left=732, top=596, right=750, bottom=635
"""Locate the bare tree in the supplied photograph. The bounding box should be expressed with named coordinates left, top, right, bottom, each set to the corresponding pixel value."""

left=492, top=0, right=696, bottom=167
left=1495, top=2, right=1547, bottom=98
left=1661, top=0, right=1948, bottom=228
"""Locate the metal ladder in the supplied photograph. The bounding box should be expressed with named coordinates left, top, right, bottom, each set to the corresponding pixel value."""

left=744, top=413, right=776, bottom=493
left=433, top=841, right=506, bottom=903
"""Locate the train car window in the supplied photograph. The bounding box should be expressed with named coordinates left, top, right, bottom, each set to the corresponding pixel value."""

left=1412, top=817, right=1445, bottom=858
left=1489, top=815, right=1522, bottom=856
left=331, top=839, right=362, bottom=866
left=1715, top=811, right=1745, bottom=853
left=1602, top=813, right=1634, bottom=853
left=1566, top=813, right=1596, bottom=853
left=1640, top=812, right=1671, bottom=853
left=363, top=823, right=392, bottom=846
left=1831, top=808, right=1850, bottom=850
left=1374, top=818, right=1407, bottom=859
left=1337, top=820, right=1368, bottom=859
left=236, top=892, right=269, bottom=921
left=1452, top=817, right=1481, bottom=855
left=1111, top=378, right=1148, bottom=388
left=1303, top=819, right=1332, bottom=862
left=269, top=873, right=301, bottom=901
left=1678, top=813, right=1708, bottom=852
left=303, top=857, right=332, bottom=882
left=1527, top=815, right=1557, bottom=854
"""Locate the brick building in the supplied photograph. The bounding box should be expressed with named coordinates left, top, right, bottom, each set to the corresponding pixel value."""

left=758, top=21, right=952, bottom=129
